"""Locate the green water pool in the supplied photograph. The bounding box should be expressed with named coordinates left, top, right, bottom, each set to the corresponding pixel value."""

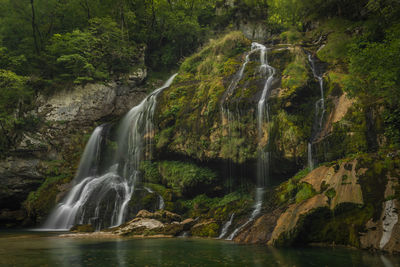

left=0, top=231, right=399, bottom=266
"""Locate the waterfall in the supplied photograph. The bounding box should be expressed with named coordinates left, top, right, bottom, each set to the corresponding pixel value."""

left=220, top=47, right=257, bottom=190
left=75, top=125, right=106, bottom=182
left=226, top=188, right=265, bottom=240
left=307, top=53, right=325, bottom=170
left=43, top=74, right=177, bottom=230
left=218, top=213, right=235, bottom=239
left=144, top=187, right=165, bottom=210
left=226, top=42, right=275, bottom=240
left=307, top=143, right=314, bottom=170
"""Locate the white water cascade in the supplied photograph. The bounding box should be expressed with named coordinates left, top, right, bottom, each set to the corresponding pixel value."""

left=307, top=53, right=325, bottom=170
left=220, top=45, right=263, bottom=189
left=226, top=43, right=275, bottom=240
left=218, top=213, right=235, bottom=239
left=43, top=74, right=177, bottom=230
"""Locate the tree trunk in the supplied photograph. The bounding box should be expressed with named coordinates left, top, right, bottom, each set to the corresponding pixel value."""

left=30, top=0, right=40, bottom=54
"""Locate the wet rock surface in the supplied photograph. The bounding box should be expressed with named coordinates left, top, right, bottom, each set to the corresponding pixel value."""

left=108, top=210, right=190, bottom=237
left=0, top=65, right=148, bottom=226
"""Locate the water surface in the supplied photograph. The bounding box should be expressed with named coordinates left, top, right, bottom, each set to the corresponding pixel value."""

left=0, top=231, right=399, bottom=266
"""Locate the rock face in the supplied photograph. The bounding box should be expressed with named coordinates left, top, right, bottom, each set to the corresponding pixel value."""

left=111, top=210, right=189, bottom=237
left=360, top=177, right=400, bottom=253
left=232, top=154, right=400, bottom=253
left=0, top=62, right=148, bottom=227
left=238, top=21, right=268, bottom=41
left=37, top=77, right=147, bottom=124
left=0, top=158, right=42, bottom=225
left=233, top=209, right=282, bottom=244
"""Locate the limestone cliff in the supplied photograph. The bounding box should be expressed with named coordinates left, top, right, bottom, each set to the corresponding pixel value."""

left=0, top=65, right=148, bottom=227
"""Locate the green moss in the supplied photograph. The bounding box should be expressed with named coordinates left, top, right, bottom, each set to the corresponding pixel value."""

left=155, top=32, right=261, bottom=163
left=357, top=154, right=397, bottom=220
left=295, top=183, right=317, bottom=203
left=70, top=224, right=95, bottom=233
left=320, top=181, right=329, bottom=193
left=326, top=71, right=348, bottom=97
left=180, top=31, right=250, bottom=77
left=179, top=192, right=251, bottom=220
left=341, top=174, right=350, bottom=185
left=277, top=168, right=311, bottom=204
left=317, top=32, right=353, bottom=65
left=281, top=48, right=309, bottom=94
left=24, top=173, right=70, bottom=222
left=140, top=161, right=161, bottom=184
left=191, top=221, right=220, bottom=237
left=324, top=188, right=336, bottom=205
left=280, top=29, right=304, bottom=44
left=290, top=203, right=373, bottom=247
left=158, top=161, right=218, bottom=196
left=313, top=18, right=357, bottom=66
left=128, top=190, right=159, bottom=214
left=278, top=154, right=400, bottom=248
left=144, top=183, right=175, bottom=202
left=315, top=102, right=368, bottom=162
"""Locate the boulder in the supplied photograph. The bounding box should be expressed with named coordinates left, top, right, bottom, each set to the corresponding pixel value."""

left=136, top=209, right=182, bottom=223
left=190, top=220, right=220, bottom=237
left=114, top=218, right=165, bottom=236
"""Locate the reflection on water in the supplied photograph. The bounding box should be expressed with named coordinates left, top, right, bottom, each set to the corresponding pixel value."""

left=0, top=231, right=399, bottom=266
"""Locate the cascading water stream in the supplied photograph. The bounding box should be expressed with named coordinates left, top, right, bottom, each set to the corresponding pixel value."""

left=74, top=125, right=105, bottom=181
left=218, top=213, right=235, bottom=239
left=43, top=74, right=177, bottom=230
left=220, top=48, right=259, bottom=190
left=219, top=43, right=274, bottom=192
left=226, top=42, right=275, bottom=240
left=307, top=53, right=325, bottom=170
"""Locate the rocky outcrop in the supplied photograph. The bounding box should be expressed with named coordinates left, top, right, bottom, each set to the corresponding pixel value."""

left=0, top=158, right=42, bottom=208
left=190, top=220, right=220, bottom=237
left=36, top=74, right=147, bottom=125
left=232, top=154, right=400, bottom=253
left=233, top=209, right=282, bottom=244
left=360, top=177, right=400, bottom=253
left=107, top=210, right=191, bottom=237
left=0, top=61, right=148, bottom=226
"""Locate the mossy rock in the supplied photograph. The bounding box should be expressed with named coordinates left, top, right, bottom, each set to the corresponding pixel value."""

left=277, top=168, right=311, bottom=205
left=157, top=161, right=219, bottom=197
left=70, top=224, right=95, bottom=233
left=24, top=173, right=71, bottom=224
left=190, top=220, right=220, bottom=237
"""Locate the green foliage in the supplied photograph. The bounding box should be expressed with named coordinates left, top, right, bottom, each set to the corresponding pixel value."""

left=345, top=25, right=400, bottom=147
left=0, top=69, right=33, bottom=153
left=280, top=29, right=303, bottom=44
left=140, top=161, right=162, bottom=184
left=277, top=168, right=311, bottom=204
left=281, top=49, right=308, bottom=93
left=295, top=183, right=317, bottom=203
left=191, top=221, right=220, bottom=237
left=180, top=191, right=251, bottom=220
left=324, top=188, right=336, bottom=202
left=45, top=18, right=138, bottom=85
left=316, top=103, right=368, bottom=162
left=268, top=0, right=369, bottom=30
left=24, top=174, right=70, bottom=222
left=158, top=161, right=218, bottom=196
left=156, top=32, right=257, bottom=163
left=287, top=204, right=373, bottom=247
